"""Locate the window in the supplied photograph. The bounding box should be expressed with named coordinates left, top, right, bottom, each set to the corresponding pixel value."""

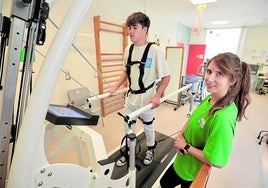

left=205, top=28, right=241, bottom=60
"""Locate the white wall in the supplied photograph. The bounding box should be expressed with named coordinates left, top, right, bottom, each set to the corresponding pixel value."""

left=240, top=26, right=268, bottom=64
left=240, top=26, right=268, bottom=75
left=32, top=0, right=182, bottom=106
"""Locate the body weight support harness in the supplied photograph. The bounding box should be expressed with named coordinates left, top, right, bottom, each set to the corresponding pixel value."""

left=126, top=42, right=155, bottom=95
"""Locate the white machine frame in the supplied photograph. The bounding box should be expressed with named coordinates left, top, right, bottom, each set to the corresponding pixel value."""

left=10, top=83, right=191, bottom=188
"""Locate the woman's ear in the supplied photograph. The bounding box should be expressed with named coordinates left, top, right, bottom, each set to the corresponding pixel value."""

left=229, top=78, right=237, bottom=87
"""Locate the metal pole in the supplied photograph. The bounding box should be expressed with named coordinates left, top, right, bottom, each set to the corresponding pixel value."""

left=126, top=84, right=192, bottom=122
left=86, top=88, right=127, bottom=103
left=0, top=0, right=39, bottom=185
left=15, top=21, right=39, bottom=140
left=0, top=17, right=25, bottom=187
left=7, top=0, right=94, bottom=187
left=128, top=133, right=136, bottom=188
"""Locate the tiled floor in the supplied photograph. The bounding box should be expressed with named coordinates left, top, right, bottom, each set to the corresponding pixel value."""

left=45, top=93, right=268, bottom=188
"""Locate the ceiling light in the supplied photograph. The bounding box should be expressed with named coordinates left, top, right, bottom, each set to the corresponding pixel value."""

left=190, top=0, right=217, bottom=5
left=211, top=20, right=228, bottom=25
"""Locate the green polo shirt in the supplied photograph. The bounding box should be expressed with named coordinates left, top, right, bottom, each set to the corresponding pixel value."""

left=173, top=95, right=237, bottom=181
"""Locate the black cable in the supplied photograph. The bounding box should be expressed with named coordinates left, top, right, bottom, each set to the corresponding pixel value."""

left=156, top=130, right=180, bottom=144
left=0, top=36, right=6, bottom=90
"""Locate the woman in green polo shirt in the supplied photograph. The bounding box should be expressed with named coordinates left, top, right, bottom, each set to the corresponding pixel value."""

left=160, top=52, right=251, bottom=188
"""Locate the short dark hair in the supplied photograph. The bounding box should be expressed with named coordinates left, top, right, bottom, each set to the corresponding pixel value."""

left=126, top=12, right=150, bottom=29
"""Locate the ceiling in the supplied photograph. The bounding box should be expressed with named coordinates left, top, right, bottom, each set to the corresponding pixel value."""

left=2, top=0, right=268, bottom=30
left=139, top=0, right=268, bottom=29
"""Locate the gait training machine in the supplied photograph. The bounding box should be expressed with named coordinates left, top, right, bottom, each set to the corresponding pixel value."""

left=0, top=0, right=207, bottom=187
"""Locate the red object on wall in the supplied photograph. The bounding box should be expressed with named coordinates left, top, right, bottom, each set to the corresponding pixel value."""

left=186, top=44, right=206, bottom=75
left=177, top=42, right=184, bottom=47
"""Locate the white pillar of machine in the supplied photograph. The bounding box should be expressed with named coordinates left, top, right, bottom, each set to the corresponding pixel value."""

left=7, top=0, right=94, bottom=187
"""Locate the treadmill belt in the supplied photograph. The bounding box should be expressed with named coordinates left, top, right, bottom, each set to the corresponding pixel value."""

left=109, top=131, right=176, bottom=188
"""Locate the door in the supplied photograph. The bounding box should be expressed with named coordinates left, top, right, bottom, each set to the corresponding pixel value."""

left=186, top=44, right=206, bottom=75
left=165, top=47, right=184, bottom=105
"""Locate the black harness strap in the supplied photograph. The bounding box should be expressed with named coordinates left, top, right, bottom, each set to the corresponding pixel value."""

left=126, top=42, right=155, bottom=94
left=138, top=42, right=153, bottom=91
left=126, top=44, right=135, bottom=91
left=138, top=117, right=155, bottom=125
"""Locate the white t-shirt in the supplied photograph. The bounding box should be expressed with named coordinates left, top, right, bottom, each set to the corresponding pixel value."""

left=123, top=43, right=170, bottom=107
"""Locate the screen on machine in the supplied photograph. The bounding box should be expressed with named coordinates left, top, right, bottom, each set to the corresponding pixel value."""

left=46, top=104, right=99, bottom=125
left=48, top=105, right=87, bottom=118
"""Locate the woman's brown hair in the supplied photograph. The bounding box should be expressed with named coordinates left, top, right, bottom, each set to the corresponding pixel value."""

left=207, top=52, right=251, bottom=121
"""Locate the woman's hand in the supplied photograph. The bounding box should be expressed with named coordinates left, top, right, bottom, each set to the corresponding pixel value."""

left=174, top=133, right=187, bottom=155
